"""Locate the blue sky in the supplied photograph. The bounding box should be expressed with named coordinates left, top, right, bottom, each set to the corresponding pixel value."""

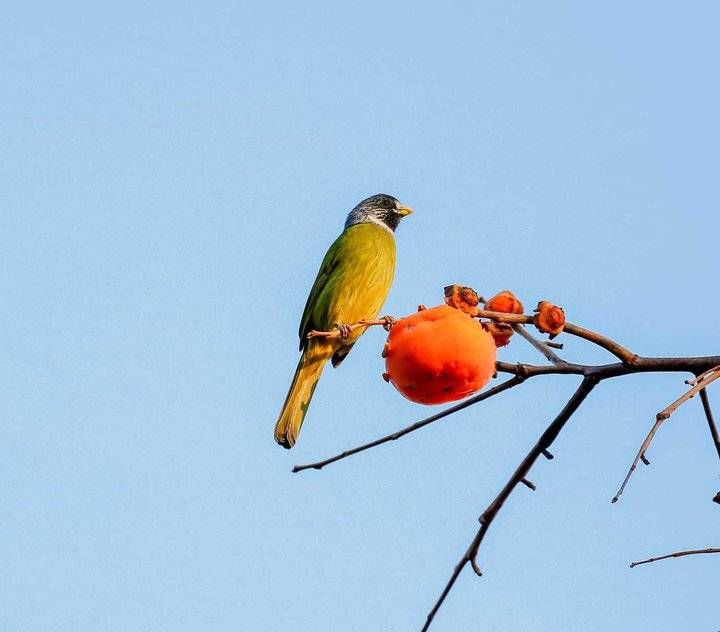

left=2, top=2, right=719, bottom=631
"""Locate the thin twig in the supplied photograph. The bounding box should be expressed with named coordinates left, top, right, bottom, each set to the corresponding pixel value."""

left=630, top=548, right=720, bottom=568
left=474, top=309, right=637, bottom=364
left=306, top=318, right=390, bottom=340
left=495, top=355, right=720, bottom=380
left=612, top=367, right=720, bottom=503
left=698, top=387, right=720, bottom=503
left=309, top=309, right=638, bottom=365
left=421, top=378, right=598, bottom=631
left=520, top=478, right=536, bottom=490
left=512, top=324, right=565, bottom=364
left=293, top=376, right=524, bottom=473
left=685, top=365, right=720, bottom=386
left=698, top=388, right=720, bottom=462
left=471, top=309, right=532, bottom=325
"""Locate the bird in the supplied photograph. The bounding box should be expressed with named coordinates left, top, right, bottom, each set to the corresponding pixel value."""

left=274, top=194, right=413, bottom=448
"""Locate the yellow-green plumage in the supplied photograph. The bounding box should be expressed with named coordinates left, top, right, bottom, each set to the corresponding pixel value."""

left=275, top=221, right=398, bottom=448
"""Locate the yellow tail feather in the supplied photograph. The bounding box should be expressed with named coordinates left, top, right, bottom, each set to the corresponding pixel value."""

left=274, top=341, right=333, bottom=449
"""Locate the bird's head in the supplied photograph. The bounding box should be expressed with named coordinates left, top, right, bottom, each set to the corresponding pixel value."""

left=344, top=194, right=413, bottom=233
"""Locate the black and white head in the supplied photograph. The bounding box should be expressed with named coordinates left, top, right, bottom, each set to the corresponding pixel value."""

left=344, top=194, right=413, bottom=233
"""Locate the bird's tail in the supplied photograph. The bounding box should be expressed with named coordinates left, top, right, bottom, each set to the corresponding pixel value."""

left=274, top=341, right=332, bottom=449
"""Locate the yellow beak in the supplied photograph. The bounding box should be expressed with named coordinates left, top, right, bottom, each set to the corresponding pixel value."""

left=396, top=205, right=414, bottom=217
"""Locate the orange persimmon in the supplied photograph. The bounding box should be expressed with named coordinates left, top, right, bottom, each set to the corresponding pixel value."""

left=383, top=305, right=496, bottom=405
left=484, top=290, right=524, bottom=347
left=485, top=290, right=524, bottom=315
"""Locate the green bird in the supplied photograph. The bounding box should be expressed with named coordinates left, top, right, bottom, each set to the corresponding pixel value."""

left=274, top=194, right=413, bottom=448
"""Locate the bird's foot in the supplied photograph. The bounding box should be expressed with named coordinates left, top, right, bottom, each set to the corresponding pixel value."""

left=380, top=315, right=397, bottom=331
left=336, top=323, right=352, bottom=339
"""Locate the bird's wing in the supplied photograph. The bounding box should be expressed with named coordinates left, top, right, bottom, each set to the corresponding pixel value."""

left=298, top=223, right=396, bottom=352
left=298, top=235, right=343, bottom=350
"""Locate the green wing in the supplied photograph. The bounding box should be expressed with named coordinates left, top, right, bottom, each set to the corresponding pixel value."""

left=298, top=235, right=343, bottom=350
left=297, top=223, right=396, bottom=352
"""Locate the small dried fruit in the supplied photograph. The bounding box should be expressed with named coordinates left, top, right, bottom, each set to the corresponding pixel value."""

left=485, top=290, right=524, bottom=315
left=482, top=290, right=524, bottom=346
left=384, top=304, right=496, bottom=405
left=484, top=322, right=514, bottom=348
left=534, top=301, right=565, bottom=337
left=443, top=284, right=481, bottom=314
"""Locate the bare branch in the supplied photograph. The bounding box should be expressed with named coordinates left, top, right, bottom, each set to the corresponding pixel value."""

left=512, top=324, right=565, bottom=364
left=474, top=308, right=636, bottom=364
left=562, top=322, right=637, bottom=364
left=630, top=548, right=720, bottom=568
left=495, top=356, right=720, bottom=381
left=685, top=365, right=720, bottom=385
left=698, top=386, right=720, bottom=504
left=612, top=367, right=720, bottom=503
left=421, top=377, right=598, bottom=631
left=308, top=304, right=636, bottom=366
left=294, top=356, right=720, bottom=474
left=306, top=317, right=393, bottom=340
left=293, top=376, right=525, bottom=473
left=698, top=388, right=720, bottom=462
left=520, top=478, right=536, bottom=490
left=307, top=310, right=714, bottom=378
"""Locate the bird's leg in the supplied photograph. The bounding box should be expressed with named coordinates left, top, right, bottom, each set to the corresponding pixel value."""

left=336, top=323, right=352, bottom=339
left=380, top=315, right=397, bottom=331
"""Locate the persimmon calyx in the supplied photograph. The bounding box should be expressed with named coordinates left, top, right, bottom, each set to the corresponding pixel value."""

left=443, top=284, right=482, bottom=314
left=534, top=301, right=566, bottom=338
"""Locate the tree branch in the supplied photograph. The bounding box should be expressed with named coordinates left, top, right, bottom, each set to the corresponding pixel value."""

left=308, top=306, right=635, bottom=365
left=292, top=355, right=720, bottom=474
left=630, top=548, right=720, bottom=568
left=698, top=388, right=720, bottom=462
left=495, top=356, right=720, bottom=380
left=292, top=376, right=524, bottom=473
left=512, top=324, right=564, bottom=364
left=611, top=366, right=720, bottom=503
left=562, top=322, right=637, bottom=364
left=472, top=309, right=637, bottom=364
left=306, top=317, right=393, bottom=340
left=421, top=377, right=598, bottom=631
